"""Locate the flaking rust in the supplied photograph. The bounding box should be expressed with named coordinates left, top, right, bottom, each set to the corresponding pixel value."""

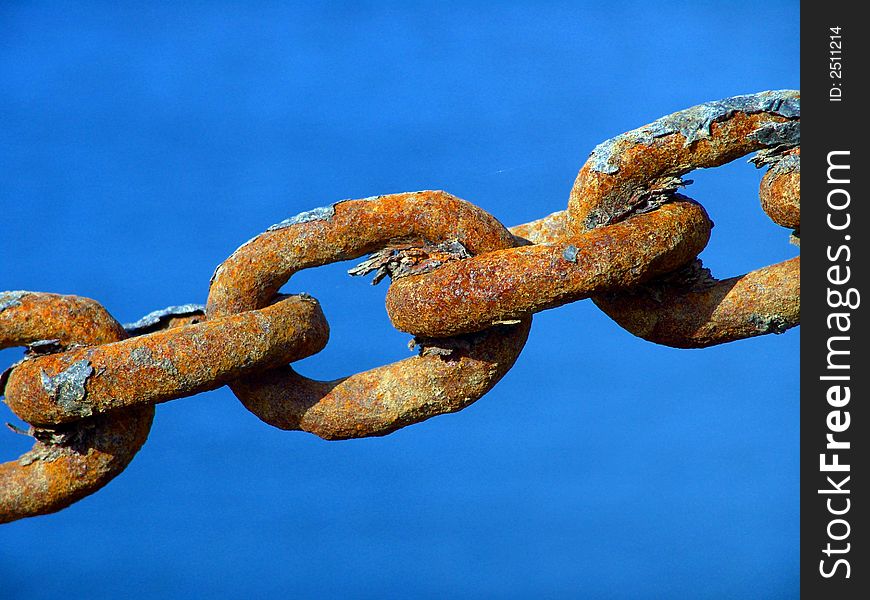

left=348, top=240, right=472, bottom=284
left=39, top=359, right=95, bottom=418
left=748, top=121, right=800, bottom=147
left=265, top=194, right=390, bottom=232
left=574, top=90, right=800, bottom=231
left=1, top=293, right=154, bottom=524
left=587, top=90, right=799, bottom=175
left=267, top=204, right=337, bottom=231
left=207, top=190, right=529, bottom=439
left=0, top=291, right=28, bottom=313
left=123, top=303, right=205, bottom=336
left=386, top=198, right=712, bottom=337
left=5, top=295, right=328, bottom=426
left=0, top=90, right=804, bottom=521
left=594, top=257, right=800, bottom=348
left=568, top=91, right=800, bottom=348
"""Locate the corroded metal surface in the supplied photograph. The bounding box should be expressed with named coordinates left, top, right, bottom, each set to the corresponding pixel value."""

left=386, top=198, right=711, bottom=337
left=567, top=91, right=800, bottom=347
left=593, top=257, right=800, bottom=348
left=208, top=191, right=518, bottom=315
left=0, top=293, right=153, bottom=523
left=759, top=147, right=800, bottom=231
left=4, top=295, right=328, bottom=426
left=569, top=90, right=800, bottom=233
left=509, top=210, right=567, bottom=245
left=1, top=90, right=802, bottom=522
left=231, top=322, right=530, bottom=440
left=207, top=190, right=530, bottom=438
left=0, top=292, right=127, bottom=348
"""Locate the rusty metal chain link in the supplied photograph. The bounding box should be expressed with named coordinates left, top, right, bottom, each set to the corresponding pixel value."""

left=0, top=90, right=800, bottom=523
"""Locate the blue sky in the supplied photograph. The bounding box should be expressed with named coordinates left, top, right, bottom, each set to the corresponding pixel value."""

left=1, top=2, right=799, bottom=598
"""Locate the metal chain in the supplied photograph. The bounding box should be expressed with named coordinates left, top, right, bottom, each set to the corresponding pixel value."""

left=0, top=90, right=800, bottom=523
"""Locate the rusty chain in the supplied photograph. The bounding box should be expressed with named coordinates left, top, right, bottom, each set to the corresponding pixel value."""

left=0, top=90, right=800, bottom=523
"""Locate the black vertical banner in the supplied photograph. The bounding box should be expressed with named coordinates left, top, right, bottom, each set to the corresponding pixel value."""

left=801, top=3, right=867, bottom=597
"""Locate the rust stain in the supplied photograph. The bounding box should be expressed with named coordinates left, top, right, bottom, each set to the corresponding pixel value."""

left=593, top=257, right=800, bottom=348
left=760, top=147, right=800, bottom=231
left=386, top=199, right=712, bottom=337
left=566, top=97, right=800, bottom=348
left=0, top=293, right=153, bottom=524
left=0, top=92, right=804, bottom=521
left=4, top=295, right=328, bottom=426
left=207, top=190, right=529, bottom=439
left=569, top=108, right=799, bottom=233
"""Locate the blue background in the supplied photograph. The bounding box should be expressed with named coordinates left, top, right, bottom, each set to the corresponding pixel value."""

left=1, top=2, right=799, bottom=598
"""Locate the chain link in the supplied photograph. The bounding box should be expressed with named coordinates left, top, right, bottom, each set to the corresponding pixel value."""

left=0, top=90, right=800, bottom=522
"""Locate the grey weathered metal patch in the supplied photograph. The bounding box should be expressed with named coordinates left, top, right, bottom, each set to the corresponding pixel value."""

left=40, top=359, right=94, bottom=418
left=588, top=90, right=801, bottom=174
left=123, top=304, right=205, bottom=336
left=0, top=290, right=29, bottom=313
left=267, top=205, right=337, bottom=231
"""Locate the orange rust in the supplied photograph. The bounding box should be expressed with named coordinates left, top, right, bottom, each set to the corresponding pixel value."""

left=4, top=295, right=328, bottom=427
left=208, top=191, right=517, bottom=315
left=386, top=199, right=712, bottom=337
left=760, top=147, right=800, bottom=230
left=231, top=322, right=530, bottom=440
left=509, top=210, right=568, bottom=245
left=207, top=190, right=529, bottom=439
left=1, top=292, right=153, bottom=523
left=568, top=109, right=798, bottom=233
left=593, top=257, right=800, bottom=348
left=566, top=96, right=800, bottom=348
left=0, top=292, right=127, bottom=348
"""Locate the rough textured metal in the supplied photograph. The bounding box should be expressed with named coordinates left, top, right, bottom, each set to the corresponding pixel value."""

left=747, top=120, right=800, bottom=147
left=587, top=90, right=799, bottom=174
left=0, top=291, right=28, bottom=314
left=758, top=147, right=800, bottom=231
left=1, top=292, right=127, bottom=348
left=572, top=90, right=800, bottom=231
left=5, top=295, right=328, bottom=426
left=593, top=257, right=800, bottom=348
left=386, top=198, right=712, bottom=337
left=509, top=210, right=567, bottom=245
left=39, top=359, right=95, bottom=419
left=209, top=191, right=519, bottom=314
left=231, top=322, right=530, bottom=440
left=0, top=293, right=153, bottom=524
left=1, top=90, right=803, bottom=520
left=267, top=204, right=337, bottom=230
left=569, top=93, right=800, bottom=348
left=207, top=190, right=530, bottom=439
left=348, top=240, right=472, bottom=285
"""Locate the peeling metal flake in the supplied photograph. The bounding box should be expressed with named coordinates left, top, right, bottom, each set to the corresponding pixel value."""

left=267, top=205, right=336, bottom=231
left=748, top=121, right=800, bottom=148
left=764, top=152, right=801, bottom=175
left=589, top=90, right=800, bottom=173
left=123, top=304, right=205, bottom=336
left=750, top=146, right=800, bottom=168
left=0, top=291, right=29, bottom=313
left=39, top=360, right=94, bottom=417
